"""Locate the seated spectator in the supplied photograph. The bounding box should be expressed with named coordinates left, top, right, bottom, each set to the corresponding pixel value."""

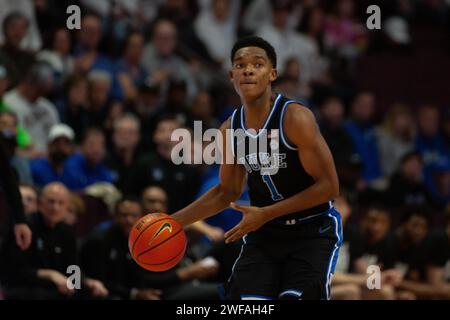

left=63, top=128, right=113, bottom=191
left=4, top=63, right=59, bottom=155
left=73, top=13, right=122, bottom=101
left=318, top=96, right=361, bottom=191
left=386, top=152, right=436, bottom=212
left=0, top=12, right=36, bottom=88
left=395, top=209, right=450, bottom=299
left=332, top=195, right=402, bottom=300
left=426, top=207, right=450, bottom=285
left=37, top=27, right=74, bottom=91
left=141, top=185, right=168, bottom=214
left=65, top=193, right=86, bottom=227
left=0, top=110, right=33, bottom=184
left=105, top=113, right=141, bottom=191
left=377, top=103, right=415, bottom=177
left=56, top=74, right=89, bottom=143
left=82, top=196, right=219, bottom=300
left=30, top=124, right=75, bottom=188
left=344, top=91, right=381, bottom=184
left=189, top=90, right=220, bottom=130
left=125, top=114, right=202, bottom=212
left=18, top=183, right=38, bottom=215
left=0, top=182, right=108, bottom=299
left=274, top=57, right=312, bottom=103
left=85, top=70, right=112, bottom=129
left=116, top=32, right=148, bottom=103
left=142, top=19, right=198, bottom=102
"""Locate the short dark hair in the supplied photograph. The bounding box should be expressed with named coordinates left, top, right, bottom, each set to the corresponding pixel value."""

left=2, top=12, right=29, bottom=36
left=231, top=36, right=277, bottom=68
left=115, top=195, right=142, bottom=214
left=401, top=206, right=432, bottom=225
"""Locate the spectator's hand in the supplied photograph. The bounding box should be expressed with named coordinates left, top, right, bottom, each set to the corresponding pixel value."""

left=134, top=289, right=162, bottom=300
left=177, top=258, right=219, bottom=281
left=14, top=223, right=32, bottom=250
left=381, top=269, right=403, bottom=287
left=225, top=203, right=268, bottom=243
left=85, top=278, right=109, bottom=298
left=48, top=271, right=75, bottom=296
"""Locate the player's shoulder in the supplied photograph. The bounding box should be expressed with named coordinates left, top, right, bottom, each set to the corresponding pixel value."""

left=284, top=102, right=317, bottom=128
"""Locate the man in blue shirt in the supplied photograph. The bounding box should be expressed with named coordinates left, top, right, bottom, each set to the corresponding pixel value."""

left=63, top=128, right=113, bottom=191
left=344, top=91, right=381, bottom=183
left=30, top=124, right=74, bottom=187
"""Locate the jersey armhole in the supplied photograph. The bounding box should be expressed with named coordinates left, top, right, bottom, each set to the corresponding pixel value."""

left=280, top=101, right=298, bottom=151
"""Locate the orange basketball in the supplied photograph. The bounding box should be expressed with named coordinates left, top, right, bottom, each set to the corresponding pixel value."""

left=128, top=213, right=187, bottom=272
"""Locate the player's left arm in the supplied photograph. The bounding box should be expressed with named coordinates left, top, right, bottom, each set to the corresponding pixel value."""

left=225, top=104, right=339, bottom=243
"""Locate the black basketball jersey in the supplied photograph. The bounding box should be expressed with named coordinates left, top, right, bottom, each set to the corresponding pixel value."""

left=230, top=93, right=330, bottom=223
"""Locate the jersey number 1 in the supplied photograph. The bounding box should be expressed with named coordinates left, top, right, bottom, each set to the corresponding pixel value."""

left=262, top=174, right=283, bottom=201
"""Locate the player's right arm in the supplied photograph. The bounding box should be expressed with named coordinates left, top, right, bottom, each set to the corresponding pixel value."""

left=172, top=119, right=247, bottom=227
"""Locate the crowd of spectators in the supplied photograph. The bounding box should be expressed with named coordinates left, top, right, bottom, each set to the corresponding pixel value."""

left=0, top=0, right=448, bottom=300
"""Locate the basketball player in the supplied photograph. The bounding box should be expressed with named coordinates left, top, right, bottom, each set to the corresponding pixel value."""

left=173, top=37, right=342, bottom=300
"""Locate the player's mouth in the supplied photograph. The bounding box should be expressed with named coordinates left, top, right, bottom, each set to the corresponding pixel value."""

left=240, top=81, right=257, bottom=85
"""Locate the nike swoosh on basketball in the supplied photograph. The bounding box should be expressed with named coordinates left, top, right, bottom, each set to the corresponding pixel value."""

left=149, top=222, right=173, bottom=245
left=319, top=225, right=332, bottom=234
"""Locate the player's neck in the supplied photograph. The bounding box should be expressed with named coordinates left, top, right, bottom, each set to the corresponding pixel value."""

left=241, top=90, right=275, bottom=130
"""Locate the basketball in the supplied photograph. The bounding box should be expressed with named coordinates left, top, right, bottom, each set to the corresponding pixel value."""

left=128, top=213, right=187, bottom=272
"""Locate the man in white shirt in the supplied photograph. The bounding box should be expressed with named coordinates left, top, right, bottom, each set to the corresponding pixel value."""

left=4, top=63, right=59, bottom=154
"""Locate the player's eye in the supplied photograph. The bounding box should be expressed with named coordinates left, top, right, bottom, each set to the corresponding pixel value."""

left=235, top=63, right=243, bottom=68
left=255, top=63, right=262, bottom=68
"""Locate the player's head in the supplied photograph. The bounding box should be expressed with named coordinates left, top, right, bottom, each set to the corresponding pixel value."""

left=115, top=196, right=143, bottom=234
left=361, top=204, right=391, bottom=244
left=230, top=36, right=277, bottom=99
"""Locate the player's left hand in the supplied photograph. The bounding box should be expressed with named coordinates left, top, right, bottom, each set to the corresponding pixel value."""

left=224, top=202, right=269, bottom=243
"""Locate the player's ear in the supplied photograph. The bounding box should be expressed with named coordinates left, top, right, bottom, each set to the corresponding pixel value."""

left=269, top=68, right=278, bottom=82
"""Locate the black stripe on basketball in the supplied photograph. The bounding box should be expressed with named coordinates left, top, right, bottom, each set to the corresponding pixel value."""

left=136, top=228, right=183, bottom=258
left=138, top=243, right=187, bottom=266
left=130, top=217, right=174, bottom=257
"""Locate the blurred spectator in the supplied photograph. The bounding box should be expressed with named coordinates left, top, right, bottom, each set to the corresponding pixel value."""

left=4, top=63, right=58, bottom=154
left=256, top=0, right=320, bottom=82
left=141, top=185, right=168, bottom=214
left=426, top=208, right=450, bottom=285
left=0, top=110, right=33, bottom=184
left=81, top=196, right=162, bottom=300
left=125, top=114, right=202, bottom=212
left=0, top=12, right=36, bottom=88
left=332, top=195, right=402, bottom=300
left=344, top=91, right=381, bottom=184
left=189, top=90, right=220, bottom=130
left=415, top=105, right=449, bottom=169
left=29, top=124, right=75, bottom=188
left=19, top=184, right=38, bottom=216
left=359, top=205, right=396, bottom=271
left=82, top=196, right=219, bottom=300
left=0, top=182, right=108, bottom=299
left=318, top=96, right=361, bottom=191
left=64, top=193, right=86, bottom=227
left=194, top=0, right=239, bottom=69
left=116, top=32, right=148, bottom=103
left=0, top=1, right=42, bottom=51
left=74, top=13, right=122, bottom=101
left=37, top=27, right=74, bottom=90
left=386, top=152, right=435, bottom=210
left=395, top=209, right=450, bottom=299
left=324, top=0, right=366, bottom=60
left=142, top=19, right=198, bottom=101
left=105, top=113, right=141, bottom=191
left=132, top=83, right=163, bottom=151
left=415, top=105, right=450, bottom=203
left=242, top=0, right=302, bottom=34
left=85, top=70, right=112, bottom=128
left=274, top=57, right=312, bottom=104
left=56, top=74, right=89, bottom=142
left=63, top=128, right=113, bottom=191
left=377, top=104, right=415, bottom=177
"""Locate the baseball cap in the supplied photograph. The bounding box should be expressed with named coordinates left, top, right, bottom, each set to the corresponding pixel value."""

left=48, top=124, right=75, bottom=142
